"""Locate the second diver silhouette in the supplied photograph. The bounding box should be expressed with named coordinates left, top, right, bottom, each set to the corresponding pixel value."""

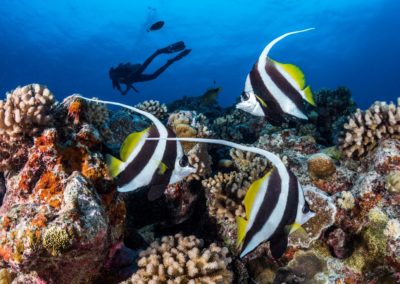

left=109, top=41, right=191, bottom=95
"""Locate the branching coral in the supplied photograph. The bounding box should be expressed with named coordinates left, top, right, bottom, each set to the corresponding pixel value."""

left=130, top=234, right=233, bottom=283
left=186, top=143, right=212, bottom=182
left=0, top=84, right=56, bottom=171
left=134, top=100, right=168, bottom=120
left=339, top=98, right=400, bottom=158
left=168, top=110, right=212, bottom=154
left=202, top=149, right=269, bottom=222
left=0, top=84, right=55, bottom=141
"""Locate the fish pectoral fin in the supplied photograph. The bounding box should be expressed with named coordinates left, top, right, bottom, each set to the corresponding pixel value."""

left=147, top=184, right=166, bottom=201
left=106, top=154, right=124, bottom=177
left=269, top=235, right=289, bottom=259
left=157, top=161, right=169, bottom=175
left=274, top=60, right=306, bottom=89
left=236, top=216, right=248, bottom=247
left=255, top=95, right=268, bottom=108
left=120, top=127, right=150, bottom=162
left=302, top=86, right=316, bottom=106
left=285, top=222, right=306, bottom=235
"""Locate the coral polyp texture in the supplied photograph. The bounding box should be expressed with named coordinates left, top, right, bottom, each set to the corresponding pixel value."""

left=339, top=98, right=400, bottom=158
left=0, top=84, right=55, bottom=141
left=128, top=234, right=233, bottom=284
left=134, top=99, right=168, bottom=120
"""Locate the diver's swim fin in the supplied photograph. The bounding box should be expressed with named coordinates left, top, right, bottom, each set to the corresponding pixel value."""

left=174, top=49, right=191, bottom=61
left=159, top=41, right=186, bottom=54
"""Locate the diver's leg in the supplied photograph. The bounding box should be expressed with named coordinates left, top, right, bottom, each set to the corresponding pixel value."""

left=136, top=50, right=162, bottom=74
left=137, top=41, right=186, bottom=74
left=139, top=49, right=191, bottom=82
left=138, top=49, right=191, bottom=81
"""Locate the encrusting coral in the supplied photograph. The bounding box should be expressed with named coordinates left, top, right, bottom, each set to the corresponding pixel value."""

left=339, top=98, right=400, bottom=158
left=134, top=99, right=168, bottom=120
left=129, top=234, right=233, bottom=284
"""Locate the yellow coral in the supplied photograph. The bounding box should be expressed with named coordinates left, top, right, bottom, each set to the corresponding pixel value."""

left=42, top=226, right=72, bottom=256
left=385, top=171, right=400, bottom=194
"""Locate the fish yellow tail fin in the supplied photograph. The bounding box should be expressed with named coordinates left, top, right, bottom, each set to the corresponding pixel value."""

left=236, top=216, right=248, bottom=247
left=106, top=154, right=124, bottom=177
left=303, top=86, right=316, bottom=106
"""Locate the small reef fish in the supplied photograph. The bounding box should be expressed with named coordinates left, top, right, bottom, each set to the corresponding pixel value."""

left=236, top=28, right=316, bottom=123
left=146, top=136, right=315, bottom=258
left=147, top=20, right=165, bottom=32
left=200, top=87, right=222, bottom=106
left=73, top=96, right=195, bottom=200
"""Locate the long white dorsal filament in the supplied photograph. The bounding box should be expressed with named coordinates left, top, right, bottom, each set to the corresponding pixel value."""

left=146, top=137, right=287, bottom=174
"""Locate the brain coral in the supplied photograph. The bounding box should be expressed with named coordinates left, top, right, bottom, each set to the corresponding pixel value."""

left=339, top=98, right=400, bottom=158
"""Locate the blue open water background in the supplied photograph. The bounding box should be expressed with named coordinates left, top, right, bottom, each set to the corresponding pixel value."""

left=0, top=0, right=399, bottom=109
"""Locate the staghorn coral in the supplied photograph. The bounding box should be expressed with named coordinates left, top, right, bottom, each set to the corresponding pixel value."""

left=130, top=234, right=233, bottom=284
left=0, top=84, right=55, bottom=141
left=339, top=98, right=400, bottom=158
left=134, top=99, right=168, bottom=120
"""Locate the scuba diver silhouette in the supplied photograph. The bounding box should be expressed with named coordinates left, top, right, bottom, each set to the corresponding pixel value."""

left=109, top=41, right=191, bottom=95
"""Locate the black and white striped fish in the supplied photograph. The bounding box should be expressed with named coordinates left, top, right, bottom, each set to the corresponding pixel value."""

left=72, top=96, right=196, bottom=200
left=107, top=125, right=195, bottom=200
left=236, top=28, right=316, bottom=123
left=237, top=166, right=315, bottom=258
left=145, top=136, right=315, bottom=258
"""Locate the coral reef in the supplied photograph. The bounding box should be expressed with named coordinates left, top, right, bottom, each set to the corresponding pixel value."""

left=134, top=99, right=168, bottom=120
left=1, top=84, right=399, bottom=283
left=211, top=108, right=264, bottom=143
left=312, top=87, right=357, bottom=145
left=339, top=98, right=400, bottom=158
left=128, top=234, right=233, bottom=283
left=0, top=88, right=125, bottom=283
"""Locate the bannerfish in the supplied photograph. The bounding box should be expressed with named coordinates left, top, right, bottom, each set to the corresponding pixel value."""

left=147, top=20, right=165, bottom=32
left=236, top=28, right=316, bottom=123
left=107, top=125, right=195, bottom=200
left=145, top=136, right=315, bottom=258
left=72, top=96, right=196, bottom=200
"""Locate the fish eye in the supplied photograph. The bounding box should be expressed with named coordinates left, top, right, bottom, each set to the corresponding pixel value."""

left=302, top=203, right=310, bottom=214
left=179, top=155, right=188, bottom=167
left=241, top=92, right=250, bottom=101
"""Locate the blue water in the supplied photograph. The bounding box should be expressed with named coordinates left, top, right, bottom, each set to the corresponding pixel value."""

left=0, top=0, right=399, bottom=109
